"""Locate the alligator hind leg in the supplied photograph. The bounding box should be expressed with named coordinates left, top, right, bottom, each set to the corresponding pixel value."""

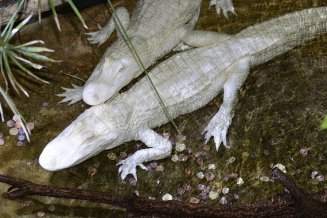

left=203, top=57, right=251, bottom=151
left=117, top=129, right=172, bottom=180
left=86, top=7, right=130, bottom=45
left=210, top=0, right=237, bottom=18
left=182, top=30, right=231, bottom=48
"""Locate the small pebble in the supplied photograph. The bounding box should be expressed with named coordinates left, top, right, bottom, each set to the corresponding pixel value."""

left=162, top=193, right=173, bottom=201
left=209, top=191, right=219, bottom=200
left=222, top=187, right=229, bottom=194
left=18, top=134, right=26, bottom=141
left=311, top=171, right=319, bottom=179
left=274, top=163, right=286, bottom=173
left=236, top=178, right=244, bottom=186
left=202, top=144, right=211, bottom=151
left=196, top=172, right=205, bottom=179
left=107, top=153, right=117, bottom=160
left=171, top=154, right=179, bottom=162
left=197, top=184, right=206, bottom=191
left=15, top=122, right=22, bottom=129
left=196, top=157, right=204, bottom=166
left=48, top=205, right=55, bottom=212
left=259, top=176, right=270, bottom=182
left=208, top=164, right=216, bottom=170
left=177, top=187, right=185, bottom=196
left=220, top=196, right=228, bottom=205
left=6, top=120, right=15, bottom=127
left=18, top=128, right=25, bottom=135
left=13, top=115, right=21, bottom=122
left=26, top=122, right=35, bottom=131
left=0, top=138, right=4, bottom=145
left=36, top=211, right=45, bottom=217
left=134, top=190, right=140, bottom=196
left=189, top=197, right=200, bottom=204
left=299, top=147, right=309, bottom=157
left=178, top=154, right=188, bottom=162
left=9, top=127, right=18, bottom=135
left=17, top=141, right=24, bottom=147
left=226, top=157, right=236, bottom=164
left=200, top=191, right=208, bottom=200
left=316, top=175, right=325, bottom=182
left=175, top=143, right=186, bottom=152
left=205, top=172, right=215, bottom=181
left=155, top=165, right=165, bottom=172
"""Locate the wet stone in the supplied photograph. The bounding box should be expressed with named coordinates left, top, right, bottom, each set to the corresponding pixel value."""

left=236, top=177, right=244, bottom=186
left=222, top=187, right=229, bottom=194
left=205, top=172, right=215, bottom=181
left=197, top=184, right=206, bottom=191
left=171, top=154, right=179, bottom=162
left=9, top=128, right=19, bottom=136
left=177, top=187, right=185, bottom=196
left=202, top=144, right=211, bottom=151
left=209, top=191, right=219, bottom=200
left=316, top=175, right=325, bottom=182
left=6, top=120, right=15, bottom=127
left=220, top=196, right=228, bottom=205
left=175, top=143, right=186, bottom=152
left=155, top=165, right=165, bottom=172
left=311, top=171, right=318, bottom=179
left=196, top=172, right=205, bottom=179
left=162, top=193, right=173, bottom=201
left=107, top=152, right=117, bottom=161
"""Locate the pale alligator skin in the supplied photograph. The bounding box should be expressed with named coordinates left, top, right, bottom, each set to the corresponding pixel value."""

left=40, top=7, right=326, bottom=180
left=58, top=0, right=236, bottom=106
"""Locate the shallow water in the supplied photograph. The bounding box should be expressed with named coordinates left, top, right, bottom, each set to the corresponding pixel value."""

left=0, top=0, right=326, bottom=216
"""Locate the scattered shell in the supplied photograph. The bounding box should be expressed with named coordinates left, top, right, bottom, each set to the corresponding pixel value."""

left=155, top=165, right=165, bottom=172
left=48, top=205, right=56, bottom=212
left=311, top=171, right=318, bottom=179
left=299, top=147, right=309, bottom=157
left=316, top=175, right=325, bottom=182
left=36, top=211, right=45, bottom=217
left=259, top=176, right=270, bottom=182
left=107, top=153, right=117, bottom=161
left=205, top=172, right=215, bottom=181
left=175, top=143, right=186, bottom=152
left=236, top=178, right=244, bottom=186
left=208, top=164, right=216, bottom=170
left=162, top=193, right=173, bottom=201
left=189, top=197, right=200, bottom=204
left=209, top=191, right=219, bottom=200
left=196, top=172, right=205, bottom=179
left=171, top=154, right=179, bottom=162
left=202, top=144, right=211, bottom=151
left=220, top=196, right=228, bottom=205
left=177, top=187, right=185, bottom=196
left=274, top=163, right=286, bottom=173
left=222, top=187, right=229, bottom=194
left=6, top=120, right=15, bottom=128
left=178, top=154, right=188, bottom=162
left=9, top=128, right=19, bottom=136
left=0, top=138, right=4, bottom=146
left=226, top=157, right=236, bottom=164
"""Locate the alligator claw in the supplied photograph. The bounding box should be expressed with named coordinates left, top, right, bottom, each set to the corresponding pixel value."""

left=117, top=156, right=148, bottom=181
left=209, top=0, right=237, bottom=18
left=203, top=110, right=232, bottom=151
left=86, top=25, right=108, bottom=45
left=57, top=84, right=83, bottom=105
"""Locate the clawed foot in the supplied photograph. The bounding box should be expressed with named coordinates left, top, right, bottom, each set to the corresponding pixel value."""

left=57, top=84, right=83, bottom=105
left=117, top=155, right=147, bottom=181
left=86, top=24, right=110, bottom=45
left=209, top=0, right=237, bottom=18
left=203, top=110, right=232, bottom=151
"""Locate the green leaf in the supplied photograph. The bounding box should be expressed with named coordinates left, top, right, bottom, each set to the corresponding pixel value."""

left=66, top=0, right=88, bottom=29
left=321, top=116, right=327, bottom=130
left=48, top=0, right=61, bottom=31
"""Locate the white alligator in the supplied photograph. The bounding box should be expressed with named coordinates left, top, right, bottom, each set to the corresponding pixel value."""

left=58, top=0, right=236, bottom=106
left=40, top=7, right=327, bottom=180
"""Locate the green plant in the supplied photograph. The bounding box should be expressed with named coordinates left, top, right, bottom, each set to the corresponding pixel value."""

left=41, top=0, right=88, bottom=31
left=0, top=1, right=57, bottom=140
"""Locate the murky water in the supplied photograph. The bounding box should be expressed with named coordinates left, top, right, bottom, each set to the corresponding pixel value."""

left=0, top=0, right=326, bottom=216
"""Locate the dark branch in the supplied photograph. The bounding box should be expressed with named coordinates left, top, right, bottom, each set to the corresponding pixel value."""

left=0, top=171, right=326, bottom=217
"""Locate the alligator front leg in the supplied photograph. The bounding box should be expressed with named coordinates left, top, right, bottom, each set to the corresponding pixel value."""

left=203, top=57, right=251, bottom=151
left=210, top=0, right=237, bottom=18
left=57, top=84, right=83, bottom=105
left=86, top=7, right=130, bottom=45
left=117, top=129, right=172, bottom=180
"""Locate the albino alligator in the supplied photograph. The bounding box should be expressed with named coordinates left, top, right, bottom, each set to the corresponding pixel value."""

left=40, top=7, right=327, bottom=180
left=58, top=0, right=236, bottom=105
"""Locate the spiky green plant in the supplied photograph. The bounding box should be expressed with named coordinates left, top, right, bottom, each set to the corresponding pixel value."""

left=0, top=1, right=57, bottom=141
left=40, top=0, right=88, bottom=31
